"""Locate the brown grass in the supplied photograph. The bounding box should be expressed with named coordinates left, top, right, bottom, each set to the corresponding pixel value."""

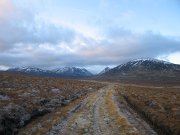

left=0, top=72, right=104, bottom=109
left=0, top=72, right=105, bottom=134
left=18, top=95, right=86, bottom=135
left=116, top=85, right=180, bottom=135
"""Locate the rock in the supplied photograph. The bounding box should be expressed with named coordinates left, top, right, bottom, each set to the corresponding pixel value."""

left=51, top=88, right=61, bottom=94
left=19, top=114, right=31, bottom=127
left=31, top=127, right=37, bottom=133
left=146, top=100, right=157, bottom=107
left=0, top=111, right=17, bottom=135
left=18, top=92, right=35, bottom=97
left=45, top=98, right=63, bottom=109
left=31, top=108, right=50, bottom=118
left=39, top=98, right=50, bottom=106
left=62, top=99, right=70, bottom=106
left=0, top=104, right=31, bottom=134
left=70, top=94, right=79, bottom=101
left=84, top=128, right=88, bottom=133
left=37, top=123, right=42, bottom=128
left=0, top=95, right=10, bottom=100
left=32, top=89, right=39, bottom=94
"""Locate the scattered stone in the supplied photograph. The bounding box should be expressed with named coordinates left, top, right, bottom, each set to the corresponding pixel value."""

left=31, top=127, right=37, bottom=133
left=51, top=88, right=61, bottom=94
left=32, top=89, right=39, bottom=94
left=146, top=100, right=157, bottom=107
left=19, top=92, right=33, bottom=97
left=37, top=123, right=42, bottom=128
left=0, top=95, right=10, bottom=100
left=45, top=97, right=64, bottom=109
left=62, top=99, right=70, bottom=106
left=39, top=98, right=50, bottom=106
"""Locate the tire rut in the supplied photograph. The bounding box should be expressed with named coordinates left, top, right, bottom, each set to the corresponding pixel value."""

left=112, top=87, right=157, bottom=135
left=92, top=96, right=102, bottom=135
left=45, top=84, right=158, bottom=135
left=45, top=96, right=90, bottom=135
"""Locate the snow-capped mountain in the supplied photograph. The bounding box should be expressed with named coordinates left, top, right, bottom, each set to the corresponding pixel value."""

left=99, top=67, right=111, bottom=75
left=53, top=67, right=93, bottom=77
left=7, top=67, right=52, bottom=77
left=7, top=67, right=93, bottom=78
left=95, top=58, right=180, bottom=84
left=113, top=58, right=180, bottom=73
left=8, top=67, right=49, bottom=73
left=97, top=58, right=180, bottom=80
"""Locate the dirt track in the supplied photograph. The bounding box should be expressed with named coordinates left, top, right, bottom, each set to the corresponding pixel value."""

left=44, top=84, right=157, bottom=135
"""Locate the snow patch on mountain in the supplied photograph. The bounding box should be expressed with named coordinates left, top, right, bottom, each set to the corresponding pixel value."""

left=117, top=58, right=172, bottom=69
left=7, top=66, right=93, bottom=77
left=8, top=67, right=49, bottom=73
left=53, top=67, right=92, bottom=76
left=99, top=67, right=111, bottom=74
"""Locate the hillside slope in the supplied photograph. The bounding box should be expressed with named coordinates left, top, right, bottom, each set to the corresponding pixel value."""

left=96, top=59, right=180, bottom=85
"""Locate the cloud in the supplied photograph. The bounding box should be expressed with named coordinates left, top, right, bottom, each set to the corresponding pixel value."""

left=0, top=0, right=75, bottom=52
left=0, top=0, right=13, bottom=18
left=0, top=65, right=9, bottom=71
left=158, top=51, right=180, bottom=64
left=97, top=28, right=180, bottom=62
left=1, top=25, right=180, bottom=69
left=0, top=0, right=180, bottom=71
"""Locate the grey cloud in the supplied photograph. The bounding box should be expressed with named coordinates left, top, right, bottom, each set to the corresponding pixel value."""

left=96, top=28, right=180, bottom=63
left=0, top=1, right=180, bottom=69
left=53, top=31, right=180, bottom=66
left=0, top=2, right=75, bottom=52
left=0, top=21, right=75, bottom=51
left=1, top=26, right=180, bottom=69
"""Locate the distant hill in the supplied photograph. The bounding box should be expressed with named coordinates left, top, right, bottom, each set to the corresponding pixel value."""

left=7, top=67, right=93, bottom=78
left=96, top=59, right=180, bottom=85
left=52, top=67, right=93, bottom=77
left=98, top=67, right=111, bottom=75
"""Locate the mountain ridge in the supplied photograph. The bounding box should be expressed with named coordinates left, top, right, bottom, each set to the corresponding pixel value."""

left=6, top=58, right=180, bottom=81
left=102, top=58, right=180, bottom=75
left=98, top=67, right=111, bottom=75
left=96, top=58, right=180, bottom=85
left=7, top=67, right=93, bottom=78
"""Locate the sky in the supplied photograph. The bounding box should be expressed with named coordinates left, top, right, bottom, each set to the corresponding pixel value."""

left=0, top=0, right=180, bottom=73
